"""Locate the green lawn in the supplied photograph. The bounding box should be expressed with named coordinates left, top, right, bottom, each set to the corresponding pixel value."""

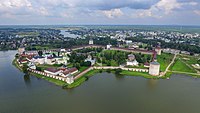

left=65, top=77, right=86, bottom=89
left=64, top=70, right=100, bottom=88
left=37, top=64, right=63, bottom=71
left=12, top=58, right=23, bottom=71
left=179, top=54, right=199, bottom=65
left=30, top=72, right=67, bottom=86
left=33, top=45, right=52, bottom=50
left=171, top=59, right=196, bottom=73
left=157, top=53, right=174, bottom=72
left=120, top=70, right=160, bottom=79
left=79, top=66, right=89, bottom=72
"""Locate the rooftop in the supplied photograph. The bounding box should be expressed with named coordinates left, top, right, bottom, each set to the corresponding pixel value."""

left=45, top=68, right=60, bottom=73
left=150, top=61, right=160, bottom=65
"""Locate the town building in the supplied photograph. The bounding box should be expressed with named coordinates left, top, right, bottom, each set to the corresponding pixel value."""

left=155, top=47, right=162, bottom=55
left=60, top=67, right=78, bottom=77
left=45, top=57, right=55, bottom=65
left=163, top=48, right=180, bottom=54
left=149, top=61, right=160, bottom=76
left=31, top=56, right=45, bottom=64
left=44, top=68, right=63, bottom=76
left=89, top=39, right=94, bottom=45
left=106, top=44, right=112, bottom=50
left=18, top=47, right=25, bottom=55
left=144, top=62, right=150, bottom=68
left=28, top=62, right=36, bottom=70
left=126, top=54, right=139, bottom=66
left=181, top=51, right=190, bottom=55
left=85, top=55, right=96, bottom=65
left=66, top=74, right=74, bottom=84
left=125, top=40, right=132, bottom=45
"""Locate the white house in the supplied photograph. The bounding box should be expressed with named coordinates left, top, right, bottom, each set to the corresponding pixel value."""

left=107, top=44, right=112, bottom=49
left=85, top=55, right=96, bottom=65
left=126, top=54, right=139, bottom=66
left=89, top=39, right=94, bottom=45
left=126, top=60, right=139, bottom=66
left=60, top=49, right=66, bottom=52
left=28, top=62, right=36, bottom=70
left=31, top=56, right=45, bottom=65
left=155, top=47, right=162, bottom=55
left=125, top=40, right=132, bottom=45
left=18, top=47, right=25, bottom=55
left=60, top=67, right=78, bottom=77
left=54, top=56, right=68, bottom=65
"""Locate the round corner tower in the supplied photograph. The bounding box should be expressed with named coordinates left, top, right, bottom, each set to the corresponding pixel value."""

left=149, top=61, right=160, bottom=76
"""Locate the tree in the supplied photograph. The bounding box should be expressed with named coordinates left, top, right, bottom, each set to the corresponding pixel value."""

left=52, top=53, right=57, bottom=57
left=15, top=53, right=19, bottom=58
left=82, top=61, right=91, bottom=67
left=74, top=63, right=80, bottom=69
left=22, top=64, right=28, bottom=74
left=115, top=68, right=122, bottom=75
left=36, top=67, right=42, bottom=71
left=198, top=59, right=200, bottom=65
left=38, top=51, right=43, bottom=56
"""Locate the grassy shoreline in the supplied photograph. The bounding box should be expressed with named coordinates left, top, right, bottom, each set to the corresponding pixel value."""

left=14, top=57, right=200, bottom=89
left=12, top=58, right=23, bottom=71
left=13, top=59, right=171, bottom=89
left=30, top=72, right=67, bottom=86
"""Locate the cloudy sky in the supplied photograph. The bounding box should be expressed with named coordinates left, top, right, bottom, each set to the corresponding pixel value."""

left=0, top=0, right=200, bottom=25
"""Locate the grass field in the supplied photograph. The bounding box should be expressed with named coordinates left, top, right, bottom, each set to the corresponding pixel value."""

left=30, top=72, right=67, bottom=86
left=171, top=59, right=196, bottom=73
left=157, top=53, right=174, bottom=72
left=12, top=59, right=23, bottom=71
left=65, top=70, right=100, bottom=88
left=120, top=70, right=160, bottom=79
left=37, top=64, right=63, bottom=71
left=179, top=54, right=199, bottom=65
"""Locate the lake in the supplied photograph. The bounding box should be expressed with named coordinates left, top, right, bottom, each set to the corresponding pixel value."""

left=1, top=51, right=200, bottom=113
left=60, top=30, right=81, bottom=38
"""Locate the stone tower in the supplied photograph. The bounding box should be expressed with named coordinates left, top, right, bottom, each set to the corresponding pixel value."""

left=149, top=61, right=160, bottom=76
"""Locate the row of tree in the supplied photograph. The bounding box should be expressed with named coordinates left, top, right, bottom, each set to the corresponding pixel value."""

left=98, top=50, right=152, bottom=66
left=126, top=37, right=200, bottom=53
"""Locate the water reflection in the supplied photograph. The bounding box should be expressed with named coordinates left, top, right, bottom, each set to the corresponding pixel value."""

left=115, top=74, right=125, bottom=81
left=147, top=79, right=158, bottom=90
left=24, top=74, right=31, bottom=87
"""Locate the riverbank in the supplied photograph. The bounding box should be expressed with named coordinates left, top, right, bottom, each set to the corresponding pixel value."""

left=13, top=58, right=68, bottom=87
left=64, top=69, right=170, bottom=89
left=30, top=72, right=67, bottom=86
left=12, top=58, right=23, bottom=71
left=13, top=57, right=200, bottom=89
left=13, top=59, right=171, bottom=89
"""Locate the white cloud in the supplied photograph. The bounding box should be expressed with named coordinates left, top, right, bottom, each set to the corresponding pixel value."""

left=194, top=10, right=200, bottom=15
left=156, top=0, right=181, bottom=14
left=188, top=2, right=198, bottom=6
left=0, top=0, right=32, bottom=8
left=135, top=0, right=198, bottom=18
left=0, top=0, right=200, bottom=24
left=102, top=9, right=123, bottom=18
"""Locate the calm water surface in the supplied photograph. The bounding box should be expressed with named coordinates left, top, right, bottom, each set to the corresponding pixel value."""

left=1, top=51, right=200, bottom=113
left=60, top=30, right=80, bottom=38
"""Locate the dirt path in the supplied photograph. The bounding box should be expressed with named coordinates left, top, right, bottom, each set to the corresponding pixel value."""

left=180, top=59, right=199, bottom=73
left=159, top=54, right=177, bottom=77
left=170, top=71, right=200, bottom=76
